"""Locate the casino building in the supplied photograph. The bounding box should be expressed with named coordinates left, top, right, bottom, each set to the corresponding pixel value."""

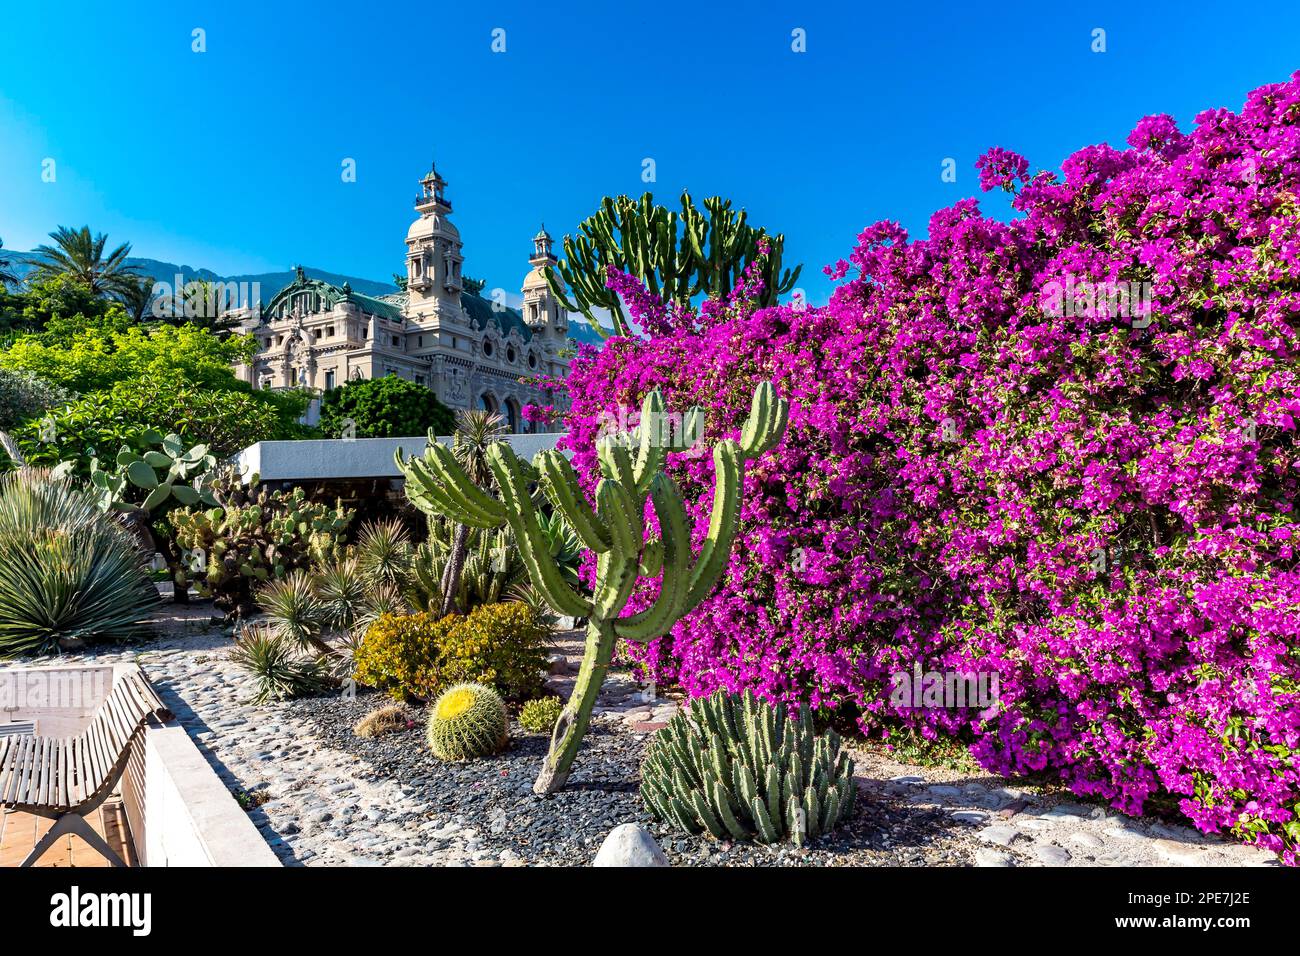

left=233, top=162, right=589, bottom=432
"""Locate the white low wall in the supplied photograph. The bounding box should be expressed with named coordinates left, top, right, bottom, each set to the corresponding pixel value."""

left=130, top=724, right=280, bottom=867
left=235, top=432, right=565, bottom=483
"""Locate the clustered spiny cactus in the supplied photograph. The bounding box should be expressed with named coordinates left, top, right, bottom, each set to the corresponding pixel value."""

left=640, top=689, right=856, bottom=846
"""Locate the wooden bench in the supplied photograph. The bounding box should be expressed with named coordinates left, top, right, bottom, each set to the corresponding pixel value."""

left=0, top=667, right=171, bottom=867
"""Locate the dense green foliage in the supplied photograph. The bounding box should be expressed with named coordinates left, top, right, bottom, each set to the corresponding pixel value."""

left=0, top=317, right=311, bottom=470
left=318, top=375, right=455, bottom=439
left=352, top=602, right=549, bottom=703
left=0, top=368, right=73, bottom=430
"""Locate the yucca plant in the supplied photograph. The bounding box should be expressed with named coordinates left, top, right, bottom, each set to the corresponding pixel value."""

left=355, top=518, right=413, bottom=588
left=316, top=556, right=369, bottom=629
left=256, top=570, right=328, bottom=652
left=229, top=625, right=332, bottom=704
left=0, top=464, right=160, bottom=657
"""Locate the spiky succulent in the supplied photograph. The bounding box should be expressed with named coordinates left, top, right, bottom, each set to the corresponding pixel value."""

left=170, top=471, right=351, bottom=617
left=229, top=624, right=332, bottom=705
left=0, top=467, right=160, bottom=656
left=256, top=570, right=326, bottom=650
left=427, top=682, right=509, bottom=761
left=355, top=517, right=413, bottom=588
left=640, top=689, right=857, bottom=846
left=315, top=556, right=369, bottom=629
left=519, top=696, right=565, bottom=733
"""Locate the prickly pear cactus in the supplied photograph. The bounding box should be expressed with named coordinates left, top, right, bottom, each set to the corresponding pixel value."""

left=427, top=682, right=509, bottom=760
left=396, top=381, right=788, bottom=794
left=170, top=470, right=353, bottom=618
left=640, top=689, right=856, bottom=846
left=69, top=429, right=219, bottom=515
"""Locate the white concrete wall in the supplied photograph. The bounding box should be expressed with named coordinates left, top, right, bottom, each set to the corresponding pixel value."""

left=134, top=724, right=280, bottom=867
left=235, top=432, right=565, bottom=483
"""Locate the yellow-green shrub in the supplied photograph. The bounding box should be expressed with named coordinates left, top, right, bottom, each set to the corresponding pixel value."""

left=352, top=602, right=548, bottom=703
left=519, top=696, right=565, bottom=733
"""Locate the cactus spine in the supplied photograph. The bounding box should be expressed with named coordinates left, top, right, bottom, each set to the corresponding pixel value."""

left=396, top=382, right=788, bottom=794
left=427, top=682, right=509, bottom=760
left=640, top=689, right=856, bottom=845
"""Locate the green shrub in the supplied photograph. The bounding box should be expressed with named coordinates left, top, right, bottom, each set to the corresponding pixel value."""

left=427, top=683, right=509, bottom=760
left=19, top=373, right=291, bottom=468
left=352, top=602, right=548, bottom=703
left=318, top=375, right=455, bottom=439
left=519, top=696, right=564, bottom=733
left=0, top=368, right=73, bottom=431
left=0, top=467, right=160, bottom=656
left=640, top=689, right=856, bottom=846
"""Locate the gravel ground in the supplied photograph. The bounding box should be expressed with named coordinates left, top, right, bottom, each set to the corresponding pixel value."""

left=294, top=690, right=984, bottom=867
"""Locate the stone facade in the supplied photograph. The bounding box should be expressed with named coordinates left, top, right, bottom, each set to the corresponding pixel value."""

left=232, top=163, right=581, bottom=433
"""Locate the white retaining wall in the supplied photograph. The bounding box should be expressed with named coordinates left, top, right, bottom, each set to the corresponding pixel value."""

left=234, top=433, right=565, bottom=483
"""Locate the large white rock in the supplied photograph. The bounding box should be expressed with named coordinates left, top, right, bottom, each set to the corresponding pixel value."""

left=592, top=824, right=670, bottom=867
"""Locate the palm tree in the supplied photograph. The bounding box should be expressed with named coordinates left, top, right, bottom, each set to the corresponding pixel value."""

left=439, top=409, right=508, bottom=616
left=117, top=275, right=158, bottom=323
left=0, top=237, right=18, bottom=287
left=33, top=226, right=142, bottom=297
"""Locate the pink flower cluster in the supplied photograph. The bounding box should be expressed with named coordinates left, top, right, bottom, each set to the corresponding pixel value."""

left=560, top=73, right=1300, bottom=862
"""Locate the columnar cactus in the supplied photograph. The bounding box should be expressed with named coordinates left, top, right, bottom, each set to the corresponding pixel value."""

left=396, top=382, right=788, bottom=794
left=640, top=689, right=856, bottom=845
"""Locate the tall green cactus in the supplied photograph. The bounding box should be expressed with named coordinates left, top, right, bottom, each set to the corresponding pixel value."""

left=546, top=192, right=801, bottom=339
left=396, top=383, right=788, bottom=794
left=640, top=688, right=856, bottom=845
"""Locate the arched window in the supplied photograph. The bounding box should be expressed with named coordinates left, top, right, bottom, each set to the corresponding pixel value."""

left=479, top=393, right=498, bottom=414
left=504, top=397, right=521, bottom=433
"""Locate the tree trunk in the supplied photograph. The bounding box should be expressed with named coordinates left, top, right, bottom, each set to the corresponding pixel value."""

left=439, top=522, right=471, bottom=617
left=534, top=619, right=615, bottom=795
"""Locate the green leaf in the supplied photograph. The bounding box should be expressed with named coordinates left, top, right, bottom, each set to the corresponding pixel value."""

left=143, top=450, right=173, bottom=468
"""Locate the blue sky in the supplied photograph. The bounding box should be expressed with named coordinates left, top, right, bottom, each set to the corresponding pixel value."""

left=1, top=1, right=1298, bottom=304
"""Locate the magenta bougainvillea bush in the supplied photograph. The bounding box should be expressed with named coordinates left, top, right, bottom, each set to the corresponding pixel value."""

left=552, top=73, right=1300, bottom=861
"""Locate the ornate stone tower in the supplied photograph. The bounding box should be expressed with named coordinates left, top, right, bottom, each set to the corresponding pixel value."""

left=521, top=225, right=568, bottom=341
left=405, top=161, right=464, bottom=325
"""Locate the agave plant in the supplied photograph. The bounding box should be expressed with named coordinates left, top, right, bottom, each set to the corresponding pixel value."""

left=256, top=570, right=328, bottom=652
left=229, top=624, right=332, bottom=705
left=0, top=465, right=160, bottom=656
left=315, top=556, right=370, bottom=629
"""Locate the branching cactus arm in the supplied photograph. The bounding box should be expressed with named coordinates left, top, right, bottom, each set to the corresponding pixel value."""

left=486, top=444, right=593, bottom=620
left=395, top=381, right=788, bottom=796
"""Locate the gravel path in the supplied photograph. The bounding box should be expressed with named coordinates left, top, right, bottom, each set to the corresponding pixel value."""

left=65, top=602, right=1277, bottom=868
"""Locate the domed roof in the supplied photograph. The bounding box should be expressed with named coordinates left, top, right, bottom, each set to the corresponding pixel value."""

left=522, top=265, right=551, bottom=291
left=407, top=212, right=461, bottom=242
